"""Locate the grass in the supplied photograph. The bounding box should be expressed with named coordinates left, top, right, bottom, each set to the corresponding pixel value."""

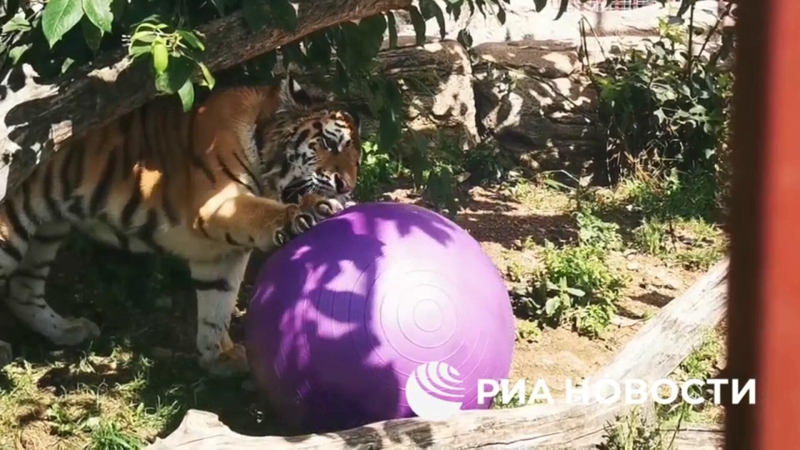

left=0, top=150, right=729, bottom=448
left=656, top=329, right=726, bottom=424
left=0, top=236, right=279, bottom=449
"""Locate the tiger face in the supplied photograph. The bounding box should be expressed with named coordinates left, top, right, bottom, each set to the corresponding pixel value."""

left=261, top=78, right=362, bottom=204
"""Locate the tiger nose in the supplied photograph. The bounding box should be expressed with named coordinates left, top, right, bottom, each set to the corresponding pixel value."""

left=334, top=174, right=353, bottom=194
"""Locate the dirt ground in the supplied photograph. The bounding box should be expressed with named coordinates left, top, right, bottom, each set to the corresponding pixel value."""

left=0, top=180, right=727, bottom=449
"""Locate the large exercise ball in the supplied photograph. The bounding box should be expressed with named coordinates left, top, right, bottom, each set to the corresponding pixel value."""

left=244, top=201, right=514, bottom=433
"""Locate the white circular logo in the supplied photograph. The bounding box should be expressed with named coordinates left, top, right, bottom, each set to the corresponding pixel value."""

left=405, top=361, right=465, bottom=421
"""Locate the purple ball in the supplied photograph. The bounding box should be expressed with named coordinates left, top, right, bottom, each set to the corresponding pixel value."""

left=244, top=202, right=515, bottom=433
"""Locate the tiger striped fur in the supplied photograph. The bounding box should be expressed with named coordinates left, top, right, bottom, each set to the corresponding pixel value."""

left=0, top=76, right=361, bottom=376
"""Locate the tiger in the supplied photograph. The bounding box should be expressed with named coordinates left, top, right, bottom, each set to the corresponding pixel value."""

left=0, top=75, right=361, bottom=376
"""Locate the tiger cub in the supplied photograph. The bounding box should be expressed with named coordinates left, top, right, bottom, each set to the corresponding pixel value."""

left=0, top=76, right=361, bottom=376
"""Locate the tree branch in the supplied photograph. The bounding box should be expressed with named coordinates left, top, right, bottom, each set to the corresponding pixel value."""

left=0, top=0, right=412, bottom=200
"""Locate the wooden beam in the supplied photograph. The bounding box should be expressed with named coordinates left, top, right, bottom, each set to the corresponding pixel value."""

left=148, top=258, right=729, bottom=449
left=0, top=0, right=412, bottom=200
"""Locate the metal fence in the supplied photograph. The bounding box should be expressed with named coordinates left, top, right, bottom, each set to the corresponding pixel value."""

left=549, top=0, right=658, bottom=11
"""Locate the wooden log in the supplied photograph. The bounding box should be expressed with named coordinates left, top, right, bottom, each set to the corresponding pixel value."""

left=0, top=0, right=412, bottom=200
left=148, top=258, right=730, bottom=449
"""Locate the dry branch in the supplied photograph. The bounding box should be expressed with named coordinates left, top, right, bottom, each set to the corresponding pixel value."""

left=0, top=0, right=412, bottom=200
left=149, top=258, right=730, bottom=450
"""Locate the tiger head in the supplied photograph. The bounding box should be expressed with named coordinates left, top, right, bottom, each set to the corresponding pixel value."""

left=259, top=77, right=362, bottom=205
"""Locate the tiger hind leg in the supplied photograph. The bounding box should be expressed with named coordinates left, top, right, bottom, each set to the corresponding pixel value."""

left=4, top=221, right=100, bottom=346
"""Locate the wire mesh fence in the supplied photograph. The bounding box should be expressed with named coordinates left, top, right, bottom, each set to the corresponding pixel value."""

left=549, top=0, right=658, bottom=11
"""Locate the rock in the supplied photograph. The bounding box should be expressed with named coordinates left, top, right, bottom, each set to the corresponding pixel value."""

left=473, top=40, right=580, bottom=78
left=472, top=43, right=600, bottom=174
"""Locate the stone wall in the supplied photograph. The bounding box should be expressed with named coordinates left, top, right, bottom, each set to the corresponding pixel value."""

left=366, top=0, right=730, bottom=177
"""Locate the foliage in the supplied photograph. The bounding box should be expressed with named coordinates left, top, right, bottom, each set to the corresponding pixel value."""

left=598, top=407, right=672, bottom=450
left=588, top=15, right=735, bottom=199
left=510, top=210, right=627, bottom=339
left=656, top=330, right=723, bottom=423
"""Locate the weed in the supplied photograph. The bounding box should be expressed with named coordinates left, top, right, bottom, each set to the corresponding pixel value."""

left=88, top=420, right=144, bottom=450
left=575, top=210, right=623, bottom=252
left=588, top=17, right=734, bottom=189
left=656, top=330, right=723, bottom=423
left=510, top=210, right=627, bottom=339
left=353, top=138, right=405, bottom=202
left=633, top=219, right=669, bottom=255
left=515, top=320, right=540, bottom=343
left=599, top=407, right=672, bottom=450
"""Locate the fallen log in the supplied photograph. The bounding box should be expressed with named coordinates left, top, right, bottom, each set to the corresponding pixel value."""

left=0, top=0, right=412, bottom=200
left=148, top=257, right=730, bottom=449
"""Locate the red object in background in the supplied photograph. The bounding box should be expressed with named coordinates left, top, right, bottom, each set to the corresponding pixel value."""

left=725, top=0, right=800, bottom=448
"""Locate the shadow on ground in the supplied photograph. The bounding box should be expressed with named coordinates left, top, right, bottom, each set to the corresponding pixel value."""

left=0, top=203, right=466, bottom=447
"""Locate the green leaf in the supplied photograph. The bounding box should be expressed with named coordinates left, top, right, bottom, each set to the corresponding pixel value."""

left=554, top=0, right=569, bottom=20
left=197, top=62, right=215, bottom=89
left=82, top=0, right=113, bottom=34
left=152, top=42, right=169, bottom=74
left=8, top=44, right=30, bottom=64
left=456, top=29, right=472, bottom=48
left=420, top=0, right=446, bottom=40
left=42, top=0, right=85, bottom=47
left=80, top=15, right=102, bottom=52
left=358, top=14, right=387, bottom=61
left=268, top=0, right=298, bottom=32
left=177, top=30, right=205, bottom=51
left=2, top=15, right=31, bottom=33
left=128, top=43, right=151, bottom=58
left=61, top=57, right=75, bottom=73
left=408, top=6, right=426, bottom=46
left=386, top=12, right=398, bottom=49
left=177, top=78, right=195, bottom=112
left=544, top=297, right=559, bottom=316
left=242, top=0, right=297, bottom=32
left=242, top=0, right=269, bottom=31
left=566, top=287, right=585, bottom=297
left=154, top=56, right=195, bottom=94
left=306, top=32, right=332, bottom=69
left=496, top=4, right=506, bottom=25
left=533, top=0, right=548, bottom=12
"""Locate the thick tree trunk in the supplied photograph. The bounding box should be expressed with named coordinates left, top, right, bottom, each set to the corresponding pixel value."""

left=0, top=0, right=412, bottom=200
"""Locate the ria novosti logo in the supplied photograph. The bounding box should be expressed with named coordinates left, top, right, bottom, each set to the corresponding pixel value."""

left=405, top=361, right=465, bottom=421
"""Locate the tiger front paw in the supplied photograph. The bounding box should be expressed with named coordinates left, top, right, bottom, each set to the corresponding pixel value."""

left=272, top=194, right=344, bottom=246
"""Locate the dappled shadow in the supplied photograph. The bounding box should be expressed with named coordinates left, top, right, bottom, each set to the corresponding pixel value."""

left=457, top=210, right=577, bottom=250
left=243, top=201, right=454, bottom=439
left=629, top=291, right=673, bottom=309
left=2, top=201, right=471, bottom=445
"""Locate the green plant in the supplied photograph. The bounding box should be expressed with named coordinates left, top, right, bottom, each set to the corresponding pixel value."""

left=510, top=210, right=627, bottom=339
left=633, top=218, right=669, bottom=255
left=575, top=209, right=623, bottom=252
left=599, top=408, right=672, bottom=450
left=657, top=331, right=723, bottom=422
left=588, top=12, right=734, bottom=212
left=352, top=138, right=405, bottom=201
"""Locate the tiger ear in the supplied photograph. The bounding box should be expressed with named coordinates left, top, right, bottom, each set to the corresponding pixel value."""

left=344, top=110, right=361, bottom=136
left=279, top=75, right=313, bottom=110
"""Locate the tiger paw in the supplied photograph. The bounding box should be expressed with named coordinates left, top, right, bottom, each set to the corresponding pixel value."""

left=273, top=194, right=344, bottom=246
left=200, top=343, right=250, bottom=377
left=50, top=317, right=101, bottom=346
